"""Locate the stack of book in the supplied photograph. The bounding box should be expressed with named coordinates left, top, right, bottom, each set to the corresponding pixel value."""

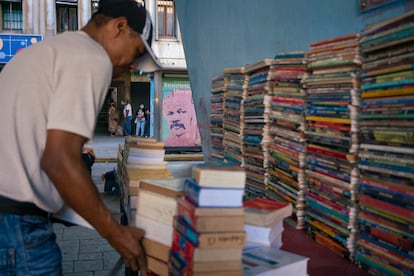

left=210, top=73, right=226, bottom=161
left=266, top=52, right=308, bottom=229
left=122, top=138, right=172, bottom=220
left=222, top=66, right=248, bottom=166
left=303, top=33, right=362, bottom=259
left=243, top=59, right=274, bottom=198
left=135, top=178, right=186, bottom=276
left=170, top=165, right=247, bottom=275
left=356, top=10, right=414, bottom=275
left=243, top=197, right=293, bottom=249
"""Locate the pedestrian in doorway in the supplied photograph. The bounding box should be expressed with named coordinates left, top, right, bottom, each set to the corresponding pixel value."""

left=108, top=100, right=119, bottom=136
left=122, top=98, right=133, bottom=136
left=135, top=103, right=146, bottom=136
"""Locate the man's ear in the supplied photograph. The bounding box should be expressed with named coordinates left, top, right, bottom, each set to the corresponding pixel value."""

left=114, top=17, right=129, bottom=37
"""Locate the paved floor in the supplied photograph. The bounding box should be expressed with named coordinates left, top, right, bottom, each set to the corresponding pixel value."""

left=54, top=161, right=125, bottom=276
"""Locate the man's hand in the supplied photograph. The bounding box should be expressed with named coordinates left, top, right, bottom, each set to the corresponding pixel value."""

left=82, top=147, right=95, bottom=159
left=104, top=224, right=147, bottom=273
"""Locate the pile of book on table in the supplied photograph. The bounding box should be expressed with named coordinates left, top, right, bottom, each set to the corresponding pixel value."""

left=122, top=137, right=172, bottom=219
left=135, top=164, right=309, bottom=276
left=243, top=197, right=293, bottom=249
left=170, top=165, right=247, bottom=275
left=242, top=198, right=309, bottom=276
left=135, top=177, right=187, bottom=276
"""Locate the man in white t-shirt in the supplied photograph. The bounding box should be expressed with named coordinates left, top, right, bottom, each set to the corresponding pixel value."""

left=122, top=99, right=133, bottom=135
left=0, top=0, right=159, bottom=274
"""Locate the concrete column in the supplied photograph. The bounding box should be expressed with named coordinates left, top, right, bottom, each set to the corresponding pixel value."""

left=78, top=0, right=91, bottom=29
left=31, top=0, right=43, bottom=35
left=45, top=0, right=55, bottom=37
left=23, top=0, right=34, bottom=34
left=153, top=71, right=162, bottom=141
left=147, top=0, right=156, bottom=28
left=36, top=0, right=47, bottom=38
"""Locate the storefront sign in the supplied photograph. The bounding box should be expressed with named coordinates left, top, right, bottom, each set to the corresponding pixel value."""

left=0, top=34, right=42, bottom=63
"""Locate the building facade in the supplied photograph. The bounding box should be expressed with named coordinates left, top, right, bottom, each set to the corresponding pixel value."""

left=0, top=0, right=200, bottom=147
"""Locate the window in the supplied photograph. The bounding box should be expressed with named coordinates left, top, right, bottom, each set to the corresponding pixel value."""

left=1, top=0, right=23, bottom=31
left=56, top=1, right=78, bottom=33
left=157, top=0, right=176, bottom=39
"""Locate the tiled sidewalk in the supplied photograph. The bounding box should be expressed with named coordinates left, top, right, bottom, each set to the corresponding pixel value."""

left=53, top=160, right=125, bottom=276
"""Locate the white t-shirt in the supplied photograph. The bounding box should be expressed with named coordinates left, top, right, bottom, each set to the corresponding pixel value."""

left=0, top=31, right=112, bottom=212
left=123, top=103, right=132, bottom=118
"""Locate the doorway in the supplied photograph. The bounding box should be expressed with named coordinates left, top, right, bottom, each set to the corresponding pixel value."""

left=131, top=81, right=151, bottom=136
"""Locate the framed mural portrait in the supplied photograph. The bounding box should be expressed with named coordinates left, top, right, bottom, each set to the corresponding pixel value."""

left=161, top=77, right=201, bottom=147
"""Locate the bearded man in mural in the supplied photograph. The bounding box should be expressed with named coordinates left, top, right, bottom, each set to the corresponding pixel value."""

left=162, top=88, right=201, bottom=147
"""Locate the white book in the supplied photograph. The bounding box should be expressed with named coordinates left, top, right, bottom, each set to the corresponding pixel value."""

left=137, top=189, right=178, bottom=225
left=243, top=246, right=309, bottom=276
left=135, top=214, right=173, bottom=247
left=53, top=205, right=93, bottom=229
left=244, top=220, right=284, bottom=247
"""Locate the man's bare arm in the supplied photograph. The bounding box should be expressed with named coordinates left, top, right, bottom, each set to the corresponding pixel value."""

left=41, top=130, right=147, bottom=272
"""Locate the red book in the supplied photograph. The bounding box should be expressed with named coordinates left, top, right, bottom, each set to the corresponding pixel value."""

left=172, top=230, right=242, bottom=263
left=243, top=198, right=293, bottom=227
left=307, top=144, right=348, bottom=160
left=310, top=33, right=359, bottom=47
left=357, top=194, right=414, bottom=222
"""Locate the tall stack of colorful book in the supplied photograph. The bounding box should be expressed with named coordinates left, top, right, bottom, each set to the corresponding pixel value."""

left=170, top=165, right=247, bottom=275
left=210, top=74, right=226, bottom=161
left=222, top=66, right=248, bottom=166
left=266, top=52, right=308, bottom=229
left=303, top=33, right=361, bottom=259
left=356, top=10, right=414, bottom=275
left=243, top=59, right=274, bottom=198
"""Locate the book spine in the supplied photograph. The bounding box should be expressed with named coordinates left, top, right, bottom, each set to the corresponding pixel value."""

left=358, top=220, right=413, bottom=251
left=358, top=233, right=414, bottom=263
left=184, top=178, right=202, bottom=206
left=310, top=33, right=359, bottom=47
left=169, top=250, right=188, bottom=273
left=357, top=194, right=414, bottom=221
left=177, top=196, right=197, bottom=223
left=307, top=145, right=347, bottom=160
left=174, top=216, right=199, bottom=246
left=172, top=230, right=195, bottom=259
left=306, top=116, right=352, bottom=124
left=197, top=232, right=247, bottom=249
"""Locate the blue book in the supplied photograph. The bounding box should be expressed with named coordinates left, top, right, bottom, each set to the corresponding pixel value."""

left=184, top=178, right=244, bottom=208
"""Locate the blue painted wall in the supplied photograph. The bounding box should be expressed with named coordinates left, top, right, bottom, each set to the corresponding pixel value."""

left=175, top=0, right=414, bottom=159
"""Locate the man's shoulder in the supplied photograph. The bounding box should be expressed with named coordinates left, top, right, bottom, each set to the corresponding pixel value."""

left=50, top=32, right=107, bottom=58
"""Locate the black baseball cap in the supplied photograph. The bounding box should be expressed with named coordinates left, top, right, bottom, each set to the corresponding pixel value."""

left=95, top=0, right=160, bottom=72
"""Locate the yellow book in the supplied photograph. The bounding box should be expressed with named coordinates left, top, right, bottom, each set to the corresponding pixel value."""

left=306, top=116, right=351, bottom=124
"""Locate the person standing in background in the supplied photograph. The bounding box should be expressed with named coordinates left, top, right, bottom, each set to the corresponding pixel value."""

left=144, top=105, right=150, bottom=137
left=122, top=99, right=133, bottom=136
left=135, top=103, right=146, bottom=136
left=108, top=100, right=119, bottom=136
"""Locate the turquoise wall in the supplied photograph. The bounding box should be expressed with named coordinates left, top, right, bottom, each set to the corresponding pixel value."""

left=175, top=0, right=414, bottom=159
